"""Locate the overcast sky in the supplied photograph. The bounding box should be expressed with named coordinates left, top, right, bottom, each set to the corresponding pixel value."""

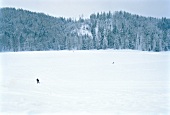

left=1, top=0, right=170, bottom=19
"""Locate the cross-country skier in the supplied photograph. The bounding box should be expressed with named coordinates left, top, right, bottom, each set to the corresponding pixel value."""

left=36, top=78, right=40, bottom=84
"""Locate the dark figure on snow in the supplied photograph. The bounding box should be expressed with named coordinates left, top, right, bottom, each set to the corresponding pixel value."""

left=36, top=78, right=40, bottom=84
left=112, top=62, right=114, bottom=64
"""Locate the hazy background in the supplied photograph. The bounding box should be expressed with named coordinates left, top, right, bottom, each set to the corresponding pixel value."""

left=1, top=0, right=170, bottom=19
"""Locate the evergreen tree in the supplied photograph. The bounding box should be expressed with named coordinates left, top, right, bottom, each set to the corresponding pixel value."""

left=0, top=8, right=169, bottom=52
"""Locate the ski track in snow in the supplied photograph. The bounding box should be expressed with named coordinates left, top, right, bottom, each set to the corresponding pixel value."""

left=0, top=50, right=170, bottom=115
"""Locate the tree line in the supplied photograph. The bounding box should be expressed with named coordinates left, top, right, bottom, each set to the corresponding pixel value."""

left=0, top=8, right=170, bottom=52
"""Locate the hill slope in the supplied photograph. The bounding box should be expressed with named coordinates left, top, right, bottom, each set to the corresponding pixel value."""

left=0, top=8, right=170, bottom=52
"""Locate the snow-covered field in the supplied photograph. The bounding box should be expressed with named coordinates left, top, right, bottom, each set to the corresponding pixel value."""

left=0, top=50, right=170, bottom=115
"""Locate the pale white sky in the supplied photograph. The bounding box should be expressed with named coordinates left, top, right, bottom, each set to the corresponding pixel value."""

left=0, top=0, right=170, bottom=19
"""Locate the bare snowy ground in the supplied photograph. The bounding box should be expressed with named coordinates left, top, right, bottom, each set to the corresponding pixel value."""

left=0, top=50, right=170, bottom=115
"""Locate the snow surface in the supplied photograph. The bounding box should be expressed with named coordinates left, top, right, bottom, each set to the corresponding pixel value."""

left=78, top=24, right=92, bottom=37
left=0, top=50, right=170, bottom=115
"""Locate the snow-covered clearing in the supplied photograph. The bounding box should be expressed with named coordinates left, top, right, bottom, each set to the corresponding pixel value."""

left=0, top=50, right=170, bottom=115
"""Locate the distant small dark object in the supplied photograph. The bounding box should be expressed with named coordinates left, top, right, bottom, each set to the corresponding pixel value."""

left=112, top=62, right=114, bottom=64
left=36, top=78, right=40, bottom=84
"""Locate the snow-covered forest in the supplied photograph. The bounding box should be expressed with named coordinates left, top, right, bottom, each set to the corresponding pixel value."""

left=0, top=8, right=170, bottom=52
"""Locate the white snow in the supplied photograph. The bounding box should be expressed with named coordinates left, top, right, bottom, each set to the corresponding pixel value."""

left=78, top=24, right=92, bottom=37
left=0, top=50, right=170, bottom=115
